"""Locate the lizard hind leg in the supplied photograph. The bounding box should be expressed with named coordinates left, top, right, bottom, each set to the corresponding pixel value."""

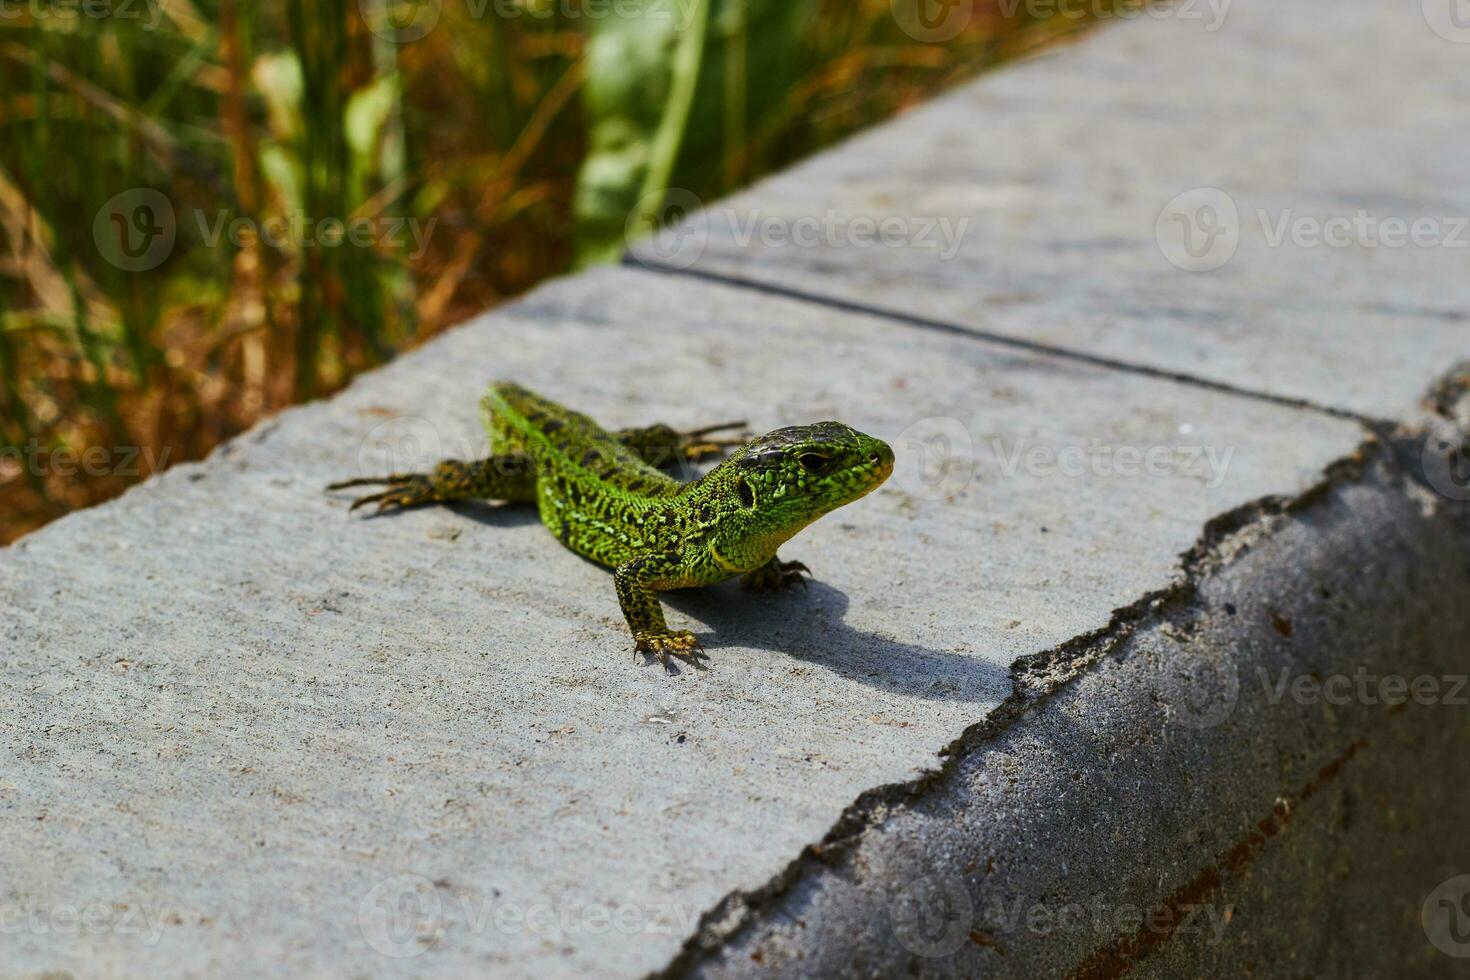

left=615, top=420, right=751, bottom=468
left=328, top=455, right=534, bottom=514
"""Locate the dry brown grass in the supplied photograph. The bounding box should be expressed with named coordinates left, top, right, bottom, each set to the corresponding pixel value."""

left=0, top=0, right=1099, bottom=543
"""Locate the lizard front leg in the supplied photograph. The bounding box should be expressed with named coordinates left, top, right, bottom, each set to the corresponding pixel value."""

left=328, top=455, right=534, bottom=513
left=741, top=555, right=811, bottom=591
left=615, top=556, right=704, bottom=662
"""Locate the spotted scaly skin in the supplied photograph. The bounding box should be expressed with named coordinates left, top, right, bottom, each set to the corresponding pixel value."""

left=330, top=382, right=895, bottom=662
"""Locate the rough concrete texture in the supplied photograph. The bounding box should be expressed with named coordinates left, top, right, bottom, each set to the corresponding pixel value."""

left=6, top=1, right=1470, bottom=976
left=628, top=0, right=1470, bottom=423
left=657, top=446, right=1470, bottom=979
left=1, top=267, right=1370, bottom=977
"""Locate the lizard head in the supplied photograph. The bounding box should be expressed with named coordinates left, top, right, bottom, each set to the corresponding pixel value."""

left=706, top=422, right=894, bottom=570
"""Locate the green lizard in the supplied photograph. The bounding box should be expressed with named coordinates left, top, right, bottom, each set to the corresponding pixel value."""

left=330, top=382, right=894, bottom=661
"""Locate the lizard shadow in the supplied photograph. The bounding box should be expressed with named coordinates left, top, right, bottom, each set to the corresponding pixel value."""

left=442, top=500, right=543, bottom=528
left=430, top=503, right=1007, bottom=703
left=341, top=498, right=543, bottom=528
left=660, top=580, right=1010, bottom=703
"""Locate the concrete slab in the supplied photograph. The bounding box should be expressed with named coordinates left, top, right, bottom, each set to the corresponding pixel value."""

left=629, top=0, right=1470, bottom=422
left=0, top=266, right=1365, bottom=977
left=661, top=446, right=1470, bottom=978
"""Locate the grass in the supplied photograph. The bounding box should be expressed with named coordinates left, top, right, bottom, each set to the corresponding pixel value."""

left=0, top=0, right=1099, bottom=544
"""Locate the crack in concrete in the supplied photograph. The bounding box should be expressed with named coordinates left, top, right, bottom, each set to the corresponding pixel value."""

left=621, top=258, right=1390, bottom=431
left=1065, top=735, right=1372, bottom=980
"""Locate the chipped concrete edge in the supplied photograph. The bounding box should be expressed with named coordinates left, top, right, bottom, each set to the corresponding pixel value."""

left=644, top=383, right=1470, bottom=977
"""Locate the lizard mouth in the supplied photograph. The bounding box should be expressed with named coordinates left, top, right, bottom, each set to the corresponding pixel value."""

left=823, top=445, right=892, bottom=505
left=865, top=441, right=896, bottom=486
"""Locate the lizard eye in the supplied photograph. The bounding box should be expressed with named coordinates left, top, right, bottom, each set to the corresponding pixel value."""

left=797, top=452, right=831, bottom=475
left=735, top=477, right=755, bottom=509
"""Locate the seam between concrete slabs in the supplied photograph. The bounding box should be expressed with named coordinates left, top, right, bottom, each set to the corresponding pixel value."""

left=643, top=430, right=1411, bottom=977
left=620, top=257, right=1393, bottom=431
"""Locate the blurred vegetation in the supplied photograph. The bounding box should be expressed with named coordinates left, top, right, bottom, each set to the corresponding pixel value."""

left=0, top=0, right=1098, bottom=543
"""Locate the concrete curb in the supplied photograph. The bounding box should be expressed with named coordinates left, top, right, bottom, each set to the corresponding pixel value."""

left=650, top=424, right=1470, bottom=977
left=5, top=0, right=1469, bottom=974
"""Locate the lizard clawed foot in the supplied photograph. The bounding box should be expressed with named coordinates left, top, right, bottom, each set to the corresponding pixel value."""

left=327, top=473, right=437, bottom=514
left=679, top=420, right=750, bottom=463
left=634, top=629, right=708, bottom=667
left=742, top=559, right=811, bottom=592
